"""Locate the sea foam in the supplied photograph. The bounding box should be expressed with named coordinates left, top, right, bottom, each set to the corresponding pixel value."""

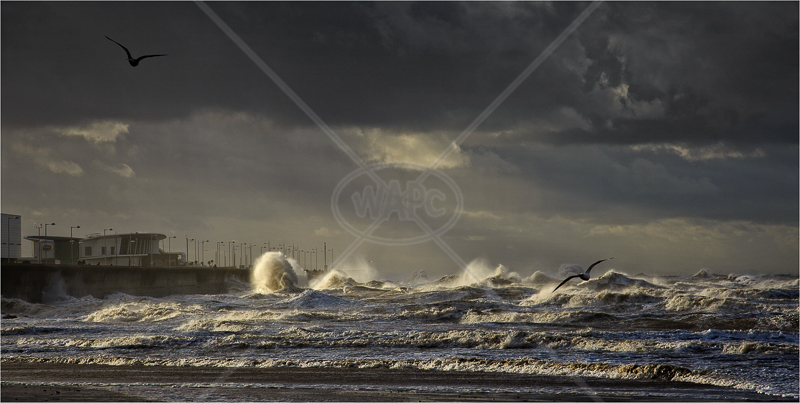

left=250, top=252, right=301, bottom=292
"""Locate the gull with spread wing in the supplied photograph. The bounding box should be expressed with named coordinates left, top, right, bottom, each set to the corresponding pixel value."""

left=105, top=36, right=167, bottom=67
left=553, top=257, right=614, bottom=292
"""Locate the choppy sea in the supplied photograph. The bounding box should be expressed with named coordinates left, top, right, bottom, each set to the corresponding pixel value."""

left=2, top=253, right=798, bottom=399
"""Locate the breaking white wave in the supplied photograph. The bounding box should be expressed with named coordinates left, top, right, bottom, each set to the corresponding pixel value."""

left=250, top=252, right=301, bottom=293
left=2, top=266, right=797, bottom=399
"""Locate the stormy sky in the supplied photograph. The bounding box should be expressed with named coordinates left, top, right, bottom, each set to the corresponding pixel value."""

left=2, top=1, right=797, bottom=279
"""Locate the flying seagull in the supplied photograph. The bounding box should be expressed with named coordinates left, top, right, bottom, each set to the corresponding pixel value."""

left=552, top=257, right=614, bottom=292
left=105, top=36, right=167, bottom=67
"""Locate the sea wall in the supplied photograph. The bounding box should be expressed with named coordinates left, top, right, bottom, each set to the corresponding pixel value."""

left=1, top=264, right=250, bottom=303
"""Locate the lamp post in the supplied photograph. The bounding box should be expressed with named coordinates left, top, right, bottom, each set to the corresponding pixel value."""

left=103, top=228, right=113, bottom=265
left=33, top=224, right=42, bottom=263
left=43, top=223, right=56, bottom=263
left=129, top=239, right=136, bottom=266
left=216, top=241, right=224, bottom=267
left=70, top=225, right=80, bottom=265
left=185, top=236, right=193, bottom=266
left=200, top=240, right=209, bottom=265
left=312, top=248, right=317, bottom=270
left=168, top=236, right=176, bottom=266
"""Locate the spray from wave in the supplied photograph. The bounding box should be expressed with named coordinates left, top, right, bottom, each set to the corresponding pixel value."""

left=250, top=252, right=301, bottom=292
left=309, top=256, right=383, bottom=290
left=439, top=259, right=521, bottom=287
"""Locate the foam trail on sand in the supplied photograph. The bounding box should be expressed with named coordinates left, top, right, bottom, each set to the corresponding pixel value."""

left=250, top=252, right=301, bottom=292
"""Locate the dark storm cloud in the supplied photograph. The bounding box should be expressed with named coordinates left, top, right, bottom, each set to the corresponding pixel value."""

left=1, top=1, right=308, bottom=127
left=460, top=142, right=798, bottom=226
left=2, top=2, right=797, bottom=276
left=526, top=2, right=797, bottom=148
left=3, top=2, right=796, bottom=146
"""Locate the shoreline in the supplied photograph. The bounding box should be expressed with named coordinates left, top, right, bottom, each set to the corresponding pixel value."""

left=1, top=362, right=790, bottom=402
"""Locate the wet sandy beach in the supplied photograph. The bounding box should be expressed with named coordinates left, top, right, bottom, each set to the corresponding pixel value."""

left=1, top=362, right=789, bottom=402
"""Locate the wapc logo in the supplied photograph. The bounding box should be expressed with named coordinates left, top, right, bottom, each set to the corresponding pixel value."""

left=332, top=162, right=463, bottom=246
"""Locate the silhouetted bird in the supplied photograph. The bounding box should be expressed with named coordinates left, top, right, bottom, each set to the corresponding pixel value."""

left=552, top=257, right=614, bottom=292
left=105, top=36, right=167, bottom=67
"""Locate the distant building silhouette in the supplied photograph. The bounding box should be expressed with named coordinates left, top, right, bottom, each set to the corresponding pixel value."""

left=25, top=232, right=185, bottom=267
left=1, top=213, right=22, bottom=262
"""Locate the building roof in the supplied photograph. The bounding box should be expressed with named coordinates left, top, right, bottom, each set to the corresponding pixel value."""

left=24, top=236, right=81, bottom=242
left=82, top=233, right=168, bottom=241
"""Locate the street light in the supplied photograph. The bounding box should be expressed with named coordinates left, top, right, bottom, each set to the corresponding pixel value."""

left=70, top=225, right=80, bottom=265
left=230, top=241, right=236, bottom=268
left=33, top=224, right=42, bottom=263
left=44, top=223, right=56, bottom=263
left=102, top=228, right=113, bottom=265
left=189, top=238, right=196, bottom=265
left=249, top=244, right=255, bottom=267
left=216, top=241, right=225, bottom=267
left=168, top=236, right=177, bottom=266
left=186, top=236, right=194, bottom=266
left=200, top=240, right=209, bottom=265
left=129, top=239, right=136, bottom=266
left=312, top=248, right=317, bottom=270
left=150, top=234, right=156, bottom=267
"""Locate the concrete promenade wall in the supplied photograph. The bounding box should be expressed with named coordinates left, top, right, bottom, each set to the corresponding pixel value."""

left=1, top=263, right=251, bottom=303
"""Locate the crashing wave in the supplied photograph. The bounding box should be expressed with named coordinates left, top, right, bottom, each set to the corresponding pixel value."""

left=250, top=252, right=301, bottom=293
left=409, top=270, right=429, bottom=284
left=433, top=274, right=460, bottom=285
left=576, top=271, right=661, bottom=291
left=310, top=270, right=359, bottom=290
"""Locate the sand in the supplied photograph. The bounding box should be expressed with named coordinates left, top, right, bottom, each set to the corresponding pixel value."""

left=1, top=362, right=789, bottom=402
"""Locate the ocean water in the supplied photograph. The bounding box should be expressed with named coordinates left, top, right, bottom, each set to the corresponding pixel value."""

left=2, top=253, right=798, bottom=399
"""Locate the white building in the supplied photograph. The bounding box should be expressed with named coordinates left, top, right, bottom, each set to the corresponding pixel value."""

left=25, top=235, right=81, bottom=264
left=1, top=213, right=22, bottom=261
left=79, top=232, right=183, bottom=266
